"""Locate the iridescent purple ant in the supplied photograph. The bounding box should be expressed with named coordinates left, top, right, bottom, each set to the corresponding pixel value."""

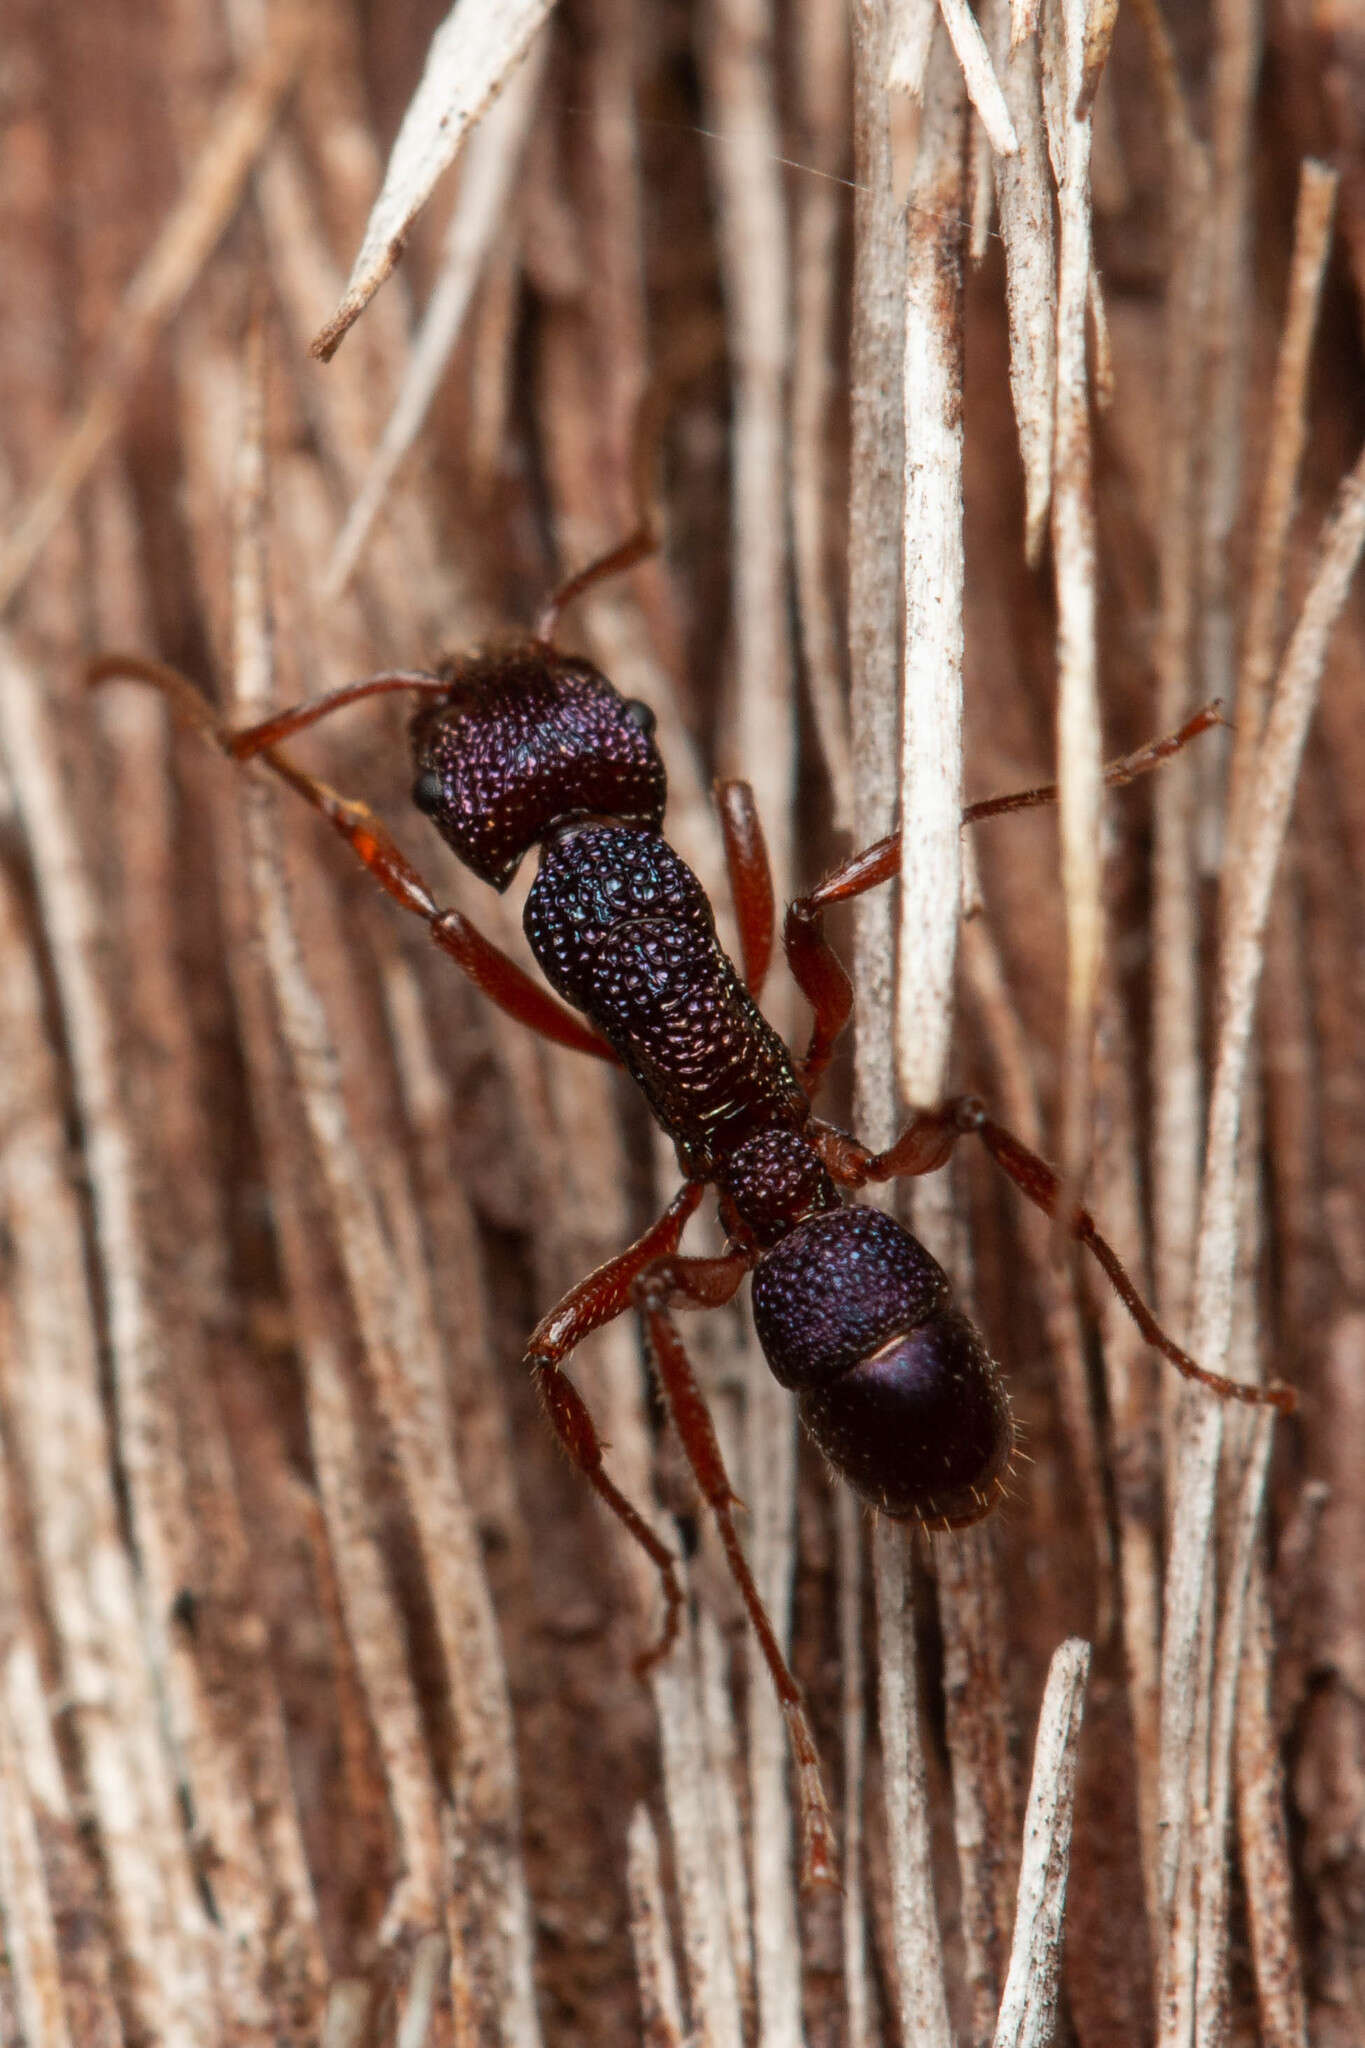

left=92, top=536, right=1293, bottom=1889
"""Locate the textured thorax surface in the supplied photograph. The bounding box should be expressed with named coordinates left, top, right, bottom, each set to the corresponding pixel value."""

left=525, top=825, right=811, bottom=1177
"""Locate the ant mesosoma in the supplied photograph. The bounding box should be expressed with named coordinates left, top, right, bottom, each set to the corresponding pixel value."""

left=92, top=537, right=1293, bottom=1891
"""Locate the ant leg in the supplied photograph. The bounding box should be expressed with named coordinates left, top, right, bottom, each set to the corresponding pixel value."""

left=813, top=1098, right=1295, bottom=1415
left=533, top=1369, right=688, bottom=1672
left=965, top=1114, right=1295, bottom=1412
left=526, top=1183, right=706, bottom=1673
left=90, top=655, right=621, bottom=1064
left=780, top=704, right=1226, bottom=1092
left=808, top=1100, right=962, bottom=1187
left=245, top=749, right=626, bottom=1063
left=963, top=701, right=1224, bottom=824
left=526, top=1181, right=704, bottom=1364
left=715, top=779, right=775, bottom=996
left=633, top=1251, right=840, bottom=1889
left=784, top=832, right=902, bottom=1093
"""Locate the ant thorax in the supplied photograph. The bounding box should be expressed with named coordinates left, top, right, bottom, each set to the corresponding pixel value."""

left=524, top=823, right=810, bottom=1185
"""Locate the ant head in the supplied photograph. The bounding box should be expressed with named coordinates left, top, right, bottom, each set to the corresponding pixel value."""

left=409, top=647, right=667, bottom=890
left=751, top=1207, right=1012, bottom=1526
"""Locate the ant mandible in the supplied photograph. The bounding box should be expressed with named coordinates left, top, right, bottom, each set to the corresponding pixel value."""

left=92, top=526, right=1293, bottom=1892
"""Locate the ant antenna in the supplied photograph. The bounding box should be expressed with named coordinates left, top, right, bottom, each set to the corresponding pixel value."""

left=535, top=319, right=724, bottom=643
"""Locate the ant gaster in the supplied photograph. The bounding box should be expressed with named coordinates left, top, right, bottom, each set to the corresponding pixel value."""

left=93, top=537, right=1293, bottom=1891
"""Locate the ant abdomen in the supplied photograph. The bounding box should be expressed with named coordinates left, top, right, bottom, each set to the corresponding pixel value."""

left=750, top=1205, right=1013, bottom=1528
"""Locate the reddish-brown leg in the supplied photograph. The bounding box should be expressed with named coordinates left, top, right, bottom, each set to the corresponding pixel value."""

left=808, top=1101, right=963, bottom=1186
left=254, top=753, right=624, bottom=1061
left=89, top=654, right=620, bottom=1064
left=633, top=1251, right=840, bottom=1889
left=715, top=778, right=775, bottom=996
left=526, top=1184, right=705, bottom=1672
left=963, top=701, right=1224, bottom=825
left=781, top=704, right=1225, bottom=1093
left=783, top=832, right=902, bottom=1093
left=812, top=1097, right=1295, bottom=1415
left=533, top=1371, right=688, bottom=1671
left=526, top=1182, right=704, bottom=1363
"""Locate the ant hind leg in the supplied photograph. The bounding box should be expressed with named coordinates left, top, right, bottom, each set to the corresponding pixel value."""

left=533, top=1365, right=689, bottom=1674
left=633, top=1249, right=840, bottom=1889
left=967, top=1112, right=1296, bottom=1414
left=815, top=1097, right=1295, bottom=1415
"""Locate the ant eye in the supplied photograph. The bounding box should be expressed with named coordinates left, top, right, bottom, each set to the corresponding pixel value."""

left=412, top=770, right=445, bottom=815
left=623, top=697, right=656, bottom=736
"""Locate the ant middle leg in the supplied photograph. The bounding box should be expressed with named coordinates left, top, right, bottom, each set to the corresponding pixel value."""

left=715, top=778, right=775, bottom=996
left=526, top=1181, right=704, bottom=1365
left=89, top=654, right=621, bottom=1064
left=781, top=701, right=1225, bottom=1094
left=962, top=701, right=1224, bottom=825
left=784, top=832, right=901, bottom=1093
left=810, top=1099, right=1295, bottom=1415
left=632, top=1250, right=839, bottom=1889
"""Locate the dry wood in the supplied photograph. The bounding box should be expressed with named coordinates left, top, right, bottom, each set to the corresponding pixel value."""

left=0, top=11, right=309, bottom=612
left=985, top=0, right=1056, bottom=562
left=992, top=1637, right=1091, bottom=2048
left=625, top=1807, right=686, bottom=2048
left=0, top=2, right=1359, bottom=2042
left=1045, top=0, right=1104, bottom=1225
left=873, top=1520, right=952, bottom=2048
left=896, top=25, right=967, bottom=1109
left=324, top=45, right=548, bottom=597
left=311, top=0, right=556, bottom=359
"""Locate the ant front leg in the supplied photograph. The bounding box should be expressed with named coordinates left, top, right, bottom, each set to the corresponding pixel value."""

left=812, top=1099, right=1296, bottom=1415
left=89, top=655, right=621, bottom=1065
left=526, top=1182, right=705, bottom=1673
left=632, top=1250, right=840, bottom=1890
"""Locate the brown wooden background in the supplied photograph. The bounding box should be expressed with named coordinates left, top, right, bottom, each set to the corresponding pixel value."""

left=0, top=2, right=1362, bottom=2043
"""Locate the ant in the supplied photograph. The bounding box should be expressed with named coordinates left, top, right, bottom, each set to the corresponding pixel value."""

left=92, top=527, right=1294, bottom=1892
